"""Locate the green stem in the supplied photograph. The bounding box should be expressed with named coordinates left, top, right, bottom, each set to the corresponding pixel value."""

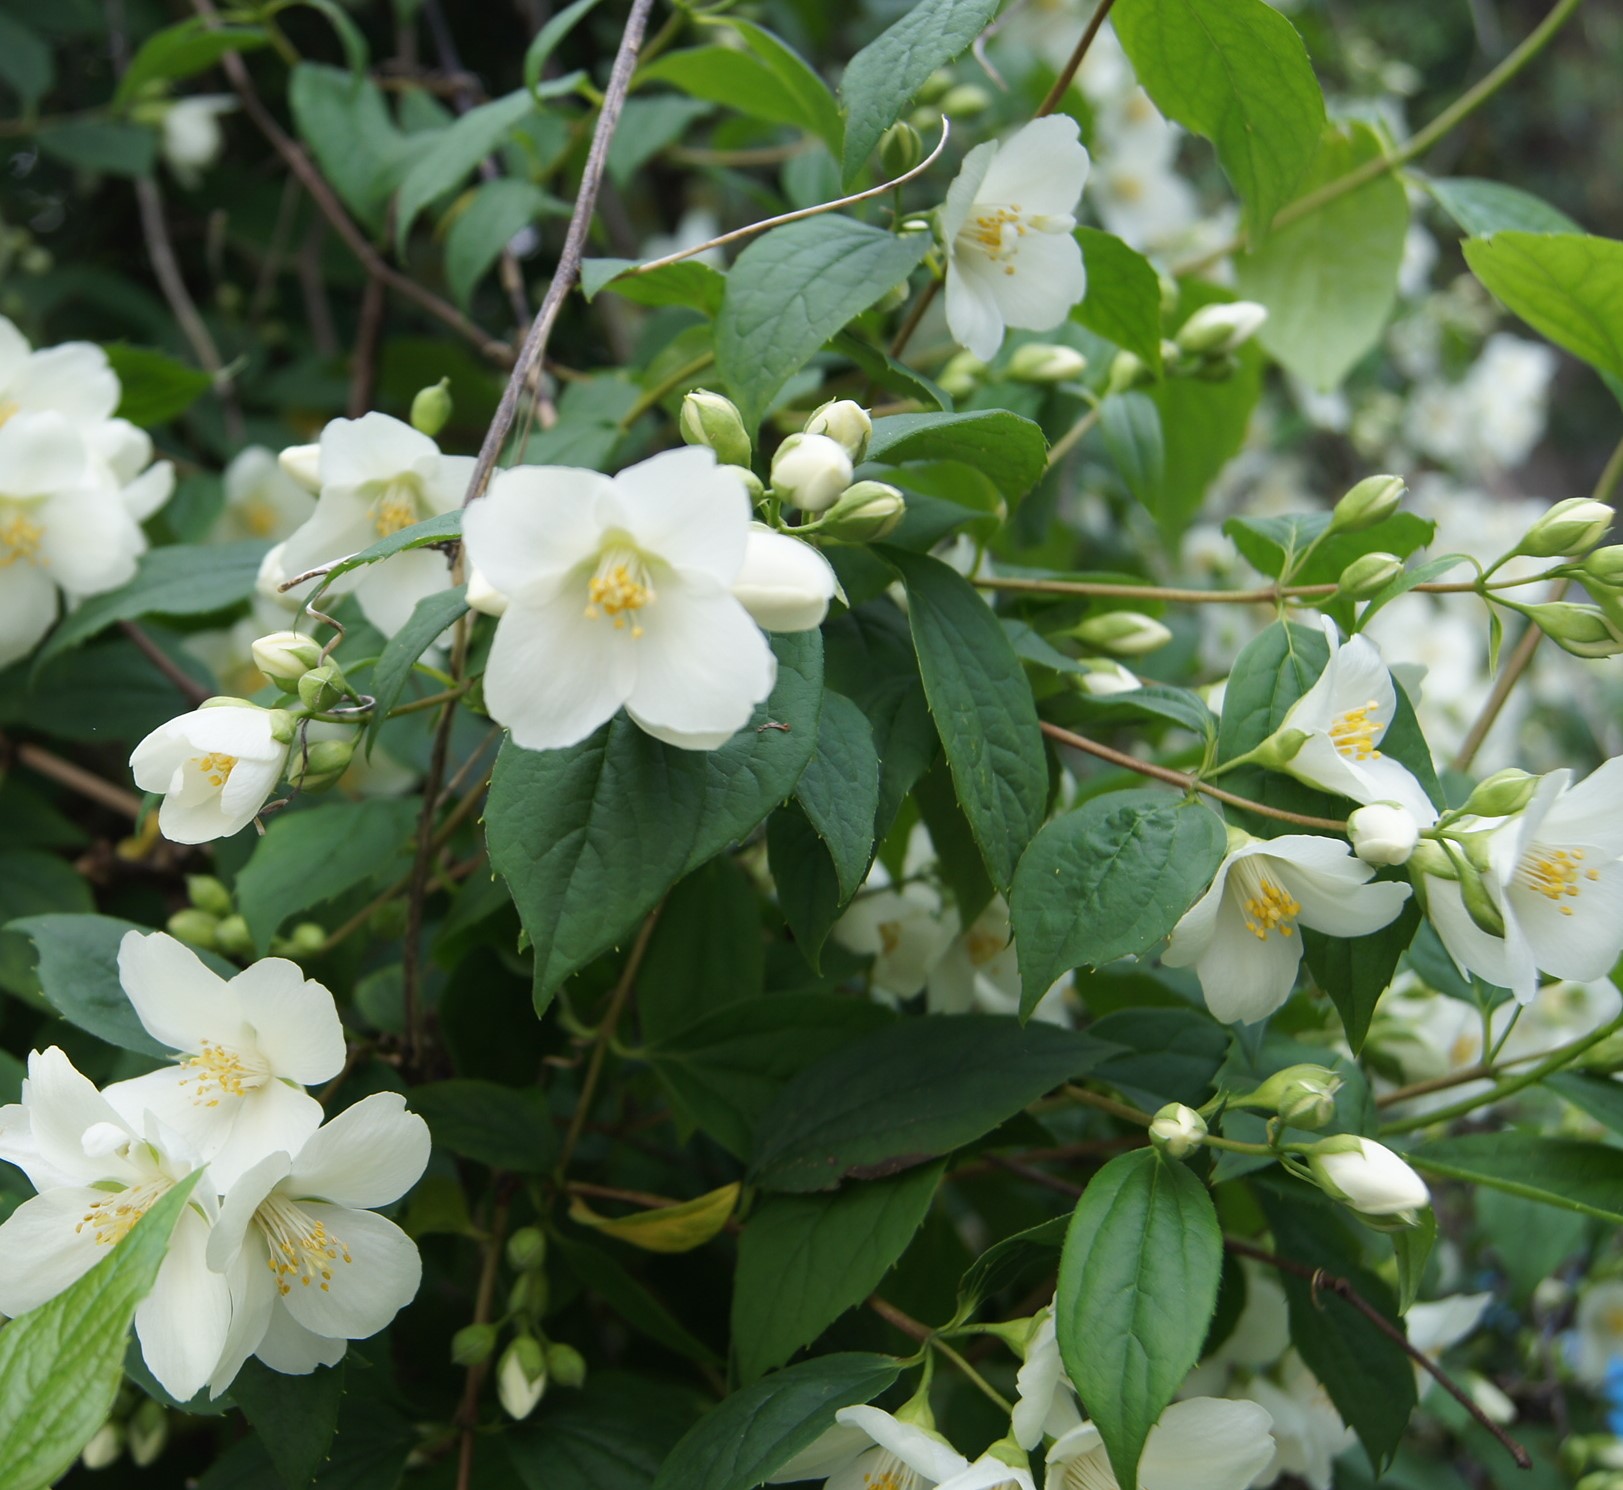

left=617, top=351, right=715, bottom=430
left=973, top=571, right=1552, bottom=606
left=1044, top=402, right=1102, bottom=472
left=929, top=1338, right=1013, bottom=1413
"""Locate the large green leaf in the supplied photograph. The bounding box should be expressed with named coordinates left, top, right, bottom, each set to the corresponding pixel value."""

left=638, top=858, right=766, bottom=1046
left=504, top=1374, right=700, bottom=1489
left=394, top=90, right=536, bottom=255
left=716, top=218, right=930, bottom=428
left=1098, top=391, right=1166, bottom=507
left=523, top=0, right=607, bottom=97
left=1010, top=788, right=1226, bottom=1012
left=1302, top=901, right=1420, bottom=1054
left=1236, top=121, right=1409, bottom=390
left=446, top=180, right=567, bottom=308
left=1112, top=0, right=1325, bottom=238
left=866, top=409, right=1049, bottom=505
left=229, top=1359, right=345, bottom=1490
left=955, top=1215, right=1069, bottom=1318
left=769, top=802, right=846, bottom=972
left=0, top=850, right=93, bottom=999
left=751, top=1015, right=1112, bottom=1192
left=1074, top=228, right=1164, bottom=372
left=580, top=258, right=726, bottom=316
left=288, top=64, right=413, bottom=227
left=114, top=19, right=267, bottom=106
left=838, top=0, right=1002, bottom=183
left=104, top=344, right=214, bottom=426
left=407, top=1079, right=556, bottom=1173
left=650, top=1353, right=902, bottom=1490
left=1426, top=178, right=1580, bottom=238
left=0, top=13, right=53, bottom=106
left=1408, top=1133, right=1623, bottom=1224
left=485, top=632, right=822, bottom=1008
left=794, top=690, right=881, bottom=901
left=1463, top=231, right=1623, bottom=380
left=364, top=585, right=468, bottom=742
left=885, top=550, right=1047, bottom=891
left=0, top=1175, right=199, bottom=1490
left=732, top=1163, right=942, bottom=1380
left=1055, top=1149, right=1222, bottom=1490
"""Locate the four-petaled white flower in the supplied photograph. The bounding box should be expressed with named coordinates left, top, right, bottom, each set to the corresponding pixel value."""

left=463, top=446, right=780, bottom=751
left=1163, top=832, right=1412, bottom=1024
left=1425, top=758, right=1623, bottom=1003
left=212, top=445, right=316, bottom=544
left=130, top=702, right=290, bottom=844
left=0, top=1048, right=228, bottom=1402
left=204, top=1092, right=430, bottom=1394
left=1046, top=1398, right=1275, bottom=1490
left=278, top=413, right=473, bottom=637
left=767, top=1404, right=973, bottom=1489
left=942, top=116, right=1090, bottom=361
left=105, top=932, right=345, bottom=1187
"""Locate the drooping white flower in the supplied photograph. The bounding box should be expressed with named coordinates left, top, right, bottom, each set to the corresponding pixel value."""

left=1046, top=1398, right=1274, bottom=1490
left=0, top=1048, right=229, bottom=1401
left=129, top=701, right=290, bottom=844
left=942, top=116, right=1090, bottom=361
left=103, top=933, right=344, bottom=1188
left=1163, top=831, right=1412, bottom=1024
left=730, top=525, right=837, bottom=632
left=766, top=1404, right=972, bottom=1489
left=1238, top=1353, right=1354, bottom=1490
left=204, top=1092, right=430, bottom=1394
left=277, top=413, right=473, bottom=638
left=161, top=96, right=236, bottom=187
left=212, top=445, right=316, bottom=544
left=462, top=447, right=778, bottom=751
left=926, top=896, right=1072, bottom=1025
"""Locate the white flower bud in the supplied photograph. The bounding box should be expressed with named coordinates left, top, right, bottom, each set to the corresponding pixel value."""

left=1176, top=301, right=1268, bottom=356
left=770, top=433, right=853, bottom=513
left=81, top=1421, right=123, bottom=1471
left=818, top=480, right=906, bottom=543
left=803, top=399, right=872, bottom=462
left=679, top=389, right=752, bottom=468
left=1308, top=1136, right=1429, bottom=1221
left=730, top=525, right=837, bottom=632
left=161, top=96, right=232, bottom=184
left=250, top=630, right=325, bottom=690
left=1005, top=343, right=1088, bottom=383
left=278, top=443, right=322, bottom=493
left=1072, top=610, right=1172, bottom=657
left=497, top=1337, right=548, bottom=1421
left=1329, top=474, right=1405, bottom=534
left=466, top=565, right=509, bottom=617
left=128, top=1399, right=169, bottom=1468
left=1347, top=802, right=1420, bottom=866
left=1516, top=497, right=1614, bottom=559
left=1149, top=1103, right=1207, bottom=1157
left=1076, top=660, right=1141, bottom=696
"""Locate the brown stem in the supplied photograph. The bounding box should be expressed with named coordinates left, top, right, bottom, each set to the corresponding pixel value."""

left=866, top=1294, right=933, bottom=1344
left=1039, top=721, right=1348, bottom=831
left=1453, top=586, right=1561, bottom=773
left=889, top=278, right=941, bottom=361
left=976, top=575, right=1488, bottom=605
left=1036, top=0, right=1120, bottom=118
left=1063, top=1083, right=1153, bottom=1126
left=462, top=0, right=659, bottom=508
left=4, top=738, right=143, bottom=820
left=1226, top=1238, right=1532, bottom=1471
left=455, top=1184, right=514, bottom=1490
left=347, top=272, right=388, bottom=419
left=120, top=620, right=212, bottom=706
left=983, top=1152, right=1086, bottom=1197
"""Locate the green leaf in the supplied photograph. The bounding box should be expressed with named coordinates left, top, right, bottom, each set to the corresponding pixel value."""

left=721, top=20, right=843, bottom=155
left=235, top=799, right=420, bottom=952
left=1426, top=178, right=1580, bottom=238
left=637, top=858, right=765, bottom=1045
left=733, top=1163, right=942, bottom=1380
left=1074, top=228, right=1164, bottom=372
left=1393, top=1207, right=1436, bottom=1316
left=1099, top=391, right=1165, bottom=505
left=313, top=510, right=462, bottom=590
left=407, top=1079, right=555, bottom=1172
left=885, top=549, right=1047, bottom=891
left=485, top=631, right=822, bottom=1008
left=504, top=1374, right=701, bottom=1489
left=1235, top=121, right=1409, bottom=390
left=955, top=1215, right=1069, bottom=1318
left=1302, top=901, right=1420, bottom=1053
left=1071, top=682, right=1217, bottom=742
left=1548, top=1072, right=1623, bottom=1134
left=446, top=180, right=565, bottom=308
left=1112, top=0, right=1325, bottom=239
left=1408, top=1132, right=1623, bottom=1224
left=838, top=0, right=1002, bottom=184
left=523, top=0, right=605, bottom=97
left=396, top=90, right=536, bottom=255
left=0, top=13, right=53, bottom=106
left=0, top=633, right=212, bottom=747
left=866, top=409, right=1049, bottom=505
left=769, top=803, right=845, bottom=971
left=365, top=586, right=468, bottom=741
left=794, top=691, right=881, bottom=901
left=1463, top=231, right=1623, bottom=380
left=1089, top=1007, right=1229, bottom=1110
left=37, top=120, right=156, bottom=177
left=0, top=1175, right=200, bottom=1490
left=717, top=218, right=931, bottom=428
left=1010, top=789, right=1226, bottom=1012
left=229, top=1358, right=345, bottom=1490
left=1222, top=510, right=1435, bottom=586
left=580, top=258, right=726, bottom=315
left=37, top=540, right=268, bottom=665
left=104, top=343, right=214, bottom=426
left=831, top=330, right=953, bottom=413
left=647, top=994, right=892, bottom=1159
left=0, top=850, right=93, bottom=999
left=650, top=1353, right=903, bottom=1490
left=115, top=20, right=267, bottom=106
left=1056, top=1149, right=1223, bottom=1490
left=288, top=64, right=411, bottom=227
left=751, top=1014, right=1112, bottom=1192
left=552, top=1236, right=723, bottom=1370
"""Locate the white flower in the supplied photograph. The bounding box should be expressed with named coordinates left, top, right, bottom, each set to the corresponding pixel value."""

left=770, top=433, right=853, bottom=513
left=497, top=1337, right=548, bottom=1419
left=937, top=1455, right=1036, bottom=1490
left=0, top=1048, right=229, bottom=1401
left=767, top=1404, right=971, bottom=1489
left=1346, top=802, right=1420, bottom=866
left=833, top=882, right=961, bottom=1004
left=0, top=316, right=120, bottom=431
left=129, top=702, right=290, bottom=844
left=277, top=413, right=473, bottom=637
left=1426, top=760, right=1623, bottom=1003
left=0, top=411, right=147, bottom=671
left=942, top=116, right=1089, bottom=361
left=1047, top=1398, right=1274, bottom=1490
left=162, top=96, right=235, bottom=186
left=203, top=1092, right=429, bottom=1394
left=462, top=447, right=778, bottom=752
left=212, top=446, right=316, bottom=544
left=1087, top=91, right=1201, bottom=254
left=1269, top=621, right=1437, bottom=824
left=730, top=525, right=837, bottom=632
left=926, top=896, right=1072, bottom=1025
left=103, top=932, right=344, bottom=1188
left=1407, top=1293, right=1492, bottom=1398
left=1163, top=832, right=1411, bottom=1024
left=1238, top=1353, right=1354, bottom=1490
left=1011, top=1308, right=1082, bottom=1449
left=1572, top=1280, right=1623, bottom=1386
left=1307, top=1136, right=1429, bottom=1219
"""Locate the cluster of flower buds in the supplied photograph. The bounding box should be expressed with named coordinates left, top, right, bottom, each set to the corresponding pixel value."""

left=1495, top=498, right=1623, bottom=657
left=166, top=874, right=324, bottom=961
left=1232, top=1064, right=1345, bottom=1131
left=1107, top=301, right=1269, bottom=394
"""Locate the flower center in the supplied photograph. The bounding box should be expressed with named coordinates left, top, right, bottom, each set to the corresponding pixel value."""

left=965, top=926, right=1005, bottom=967
left=76, top=1178, right=171, bottom=1248
left=241, top=498, right=278, bottom=537
left=193, top=751, right=238, bottom=788
left=178, top=1038, right=269, bottom=1107
left=1058, top=1446, right=1120, bottom=1490
left=1234, top=860, right=1302, bottom=941
left=1519, top=846, right=1598, bottom=916
left=961, top=201, right=1073, bottom=277
left=0, top=512, right=44, bottom=568
left=256, top=1194, right=352, bottom=1296
left=584, top=547, right=654, bottom=636
left=860, top=1454, right=920, bottom=1490
left=1329, top=699, right=1384, bottom=761
left=371, top=480, right=422, bottom=537
left=0, top=399, right=18, bottom=427
left=1108, top=170, right=1146, bottom=203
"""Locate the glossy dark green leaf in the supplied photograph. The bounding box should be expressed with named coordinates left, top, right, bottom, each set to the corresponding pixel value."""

left=866, top=409, right=1049, bottom=505
left=408, top=1079, right=555, bottom=1172
left=1408, top=1133, right=1623, bottom=1224
left=794, top=691, right=881, bottom=901
left=104, top=343, right=214, bottom=425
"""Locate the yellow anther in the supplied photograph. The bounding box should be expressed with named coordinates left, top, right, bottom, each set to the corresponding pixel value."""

left=372, top=494, right=419, bottom=537
left=0, top=512, right=45, bottom=568
left=1329, top=700, right=1383, bottom=762
left=241, top=499, right=278, bottom=537
left=177, top=1038, right=266, bottom=1105
left=256, top=1195, right=353, bottom=1297
left=1520, top=847, right=1589, bottom=915
left=1241, top=877, right=1302, bottom=941
left=75, top=1181, right=168, bottom=1247
left=193, top=751, right=238, bottom=788
left=584, top=549, right=654, bottom=632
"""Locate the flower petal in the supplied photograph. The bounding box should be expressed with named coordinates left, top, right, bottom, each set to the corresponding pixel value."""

left=289, top=1092, right=430, bottom=1210
left=979, top=116, right=1090, bottom=215
left=317, top=412, right=438, bottom=491
left=612, top=447, right=751, bottom=586
left=207, top=1234, right=278, bottom=1398
left=0, top=1187, right=108, bottom=1314
left=0, top=561, right=57, bottom=672
left=230, top=958, right=346, bottom=1084
left=0, top=411, right=87, bottom=497
left=463, top=464, right=617, bottom=599
left=117, top=930, right=240, bottom=1053
left=206, top=1149, right=292, bottom=1274
left=353, top=547, right=456, bottom=638
left=278, top=1202, right=421, bottom=1341
left=255, top=1305, right=347, bottom=1375
left=1508, top=856, right=1623, bottom=986
left=22, top=343, right=120, bottom=424
left=986, top=230, right=1087, bottom=333
left=1195, top=884, right=1306, bottom=1023
left=945, top=258, right=1008, bottom=361
left=942, top=140, right=997, bottom=245
left=834, top=1405, right=971, bottom=1483
left=277, top=489, right=376, bottom=581
left=1139, top=1397, right=1276, bottom=1490
left=208, top=1079, right=326, bottom=1191
left=134, top=1206, right=233, bottom=1402
left=22, top=1046, right=135, bottom=1186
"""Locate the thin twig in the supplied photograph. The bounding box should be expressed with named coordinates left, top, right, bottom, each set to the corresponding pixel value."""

left=1039, top=721, right=1349, bottom=831
left=889, top=279, right=941, bottom=361
left=4, top=738, right=143, bottom=820
left=348, top=273, right=387, bottom=419
left=976, top=573, right=1491, bottom=605
left=1044, top=404, right=1102, bottom=471
left=1036, top=0, right=1120, bottom=118
left=866, top=1294, right=932, bottom=1344
left=120, top=621, right=212, bottom=706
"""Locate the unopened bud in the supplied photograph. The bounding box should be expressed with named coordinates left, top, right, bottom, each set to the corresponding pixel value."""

left=1457, top=862, right=1507, bottom=939
left=278, top=442, right=321, bottom=493
left=1176, top=301, right=1268, bottom=356
left=732, top=525, right=837, bottom=630
left=1581, top=544, right=1623, bottom=588
left=917, top=68, right=954, bottom=104
left=1408, top=839, right=1457, bottom=880
left=451, top=1322, right=498, bottom=1366
left=410, top=378, right=453, bottom=438
left=939, top=82, right=992, bottom=116
left=466, top=566, right=509, bottom=617
left=1237, top=1065, right=1343, bottom=1128
left=1461, top=767, right=1540, bottom=818
left=186, top=874, right=232, bottom=916
left=1347, top=802, right=1419, bottom=866
left=1307, top=1135, right=1429, bottom=1222
left=1337, top=551, right=1403, bottom=600
left=678, top=388, right=752, bottom=469
left=128, top=1398, right=168, bottom=1468
left=166, top=907, right=219, bottom=951
left=298, top=660, right=350, bottom=712
left=1149, top=1102, right=1206, bottom=1157
left=1329, top=474, right=1405, bottom=534
left=497, top=1337, right=547, bottom=1420
left=506, top=1227, right=548, bottom=1273
left=251, top=630, right=324, bottom=690
left=81, top=1421, right=122, bottom=1471
left=1072, top=610, right=1172, bottom=657
left=287, top=735, right=357, bottom=792
left=545, top=1341, right=587, bottom=1388
left=803, top=399, right=872, bottom=462
left=1516, top=498, right=1614, bottom=559
left=214, top=914, right=254, bottom=958
left=938, top=351, right=987, bottom=398
left=1107, top=349, right=1150, bottom=394
left=1075, top=659, right=1140, bottom=696
left=1006, top=343, right=1088, bottom=383
left=508, top=1272, right=549, bottom=1316
left=284, top=921, right=327, bottom=957
left=878, top=121, right=923, bottom=178
left=770, top=432, right=853, bottom=513
left=1524, top=601, right=1623, bottom=658
left=818, top=480, right=906, bottom=543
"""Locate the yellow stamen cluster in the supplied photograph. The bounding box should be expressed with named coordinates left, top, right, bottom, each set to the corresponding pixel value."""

left=372, top=494, right=420, bottom=537
left=1242, top=877, right=1301, bottom=941
left=964, top=926, right=1005, bottom=968
left=76, top=1181, right=167, bottom=1247
left=241, top=499, right=278, bottom=537
left=178, top=1038, right=264, bottom=1107
left=584, top=550, right=653, bottom=636
left=257, top=1195, right=352, bottom=1296
left=194, top=751, right=237, bottom=788
left=1520, top=846, right=1599, bottom=916
left=0, top=512, right=45, bottom=568
left=0, top=399, right=18, bottom=427
left=966, top=203, right=1028, bottom=277
left=861, top=1462, right=914, bottom=1490
left=1329, top=700, right=1383, bottom=762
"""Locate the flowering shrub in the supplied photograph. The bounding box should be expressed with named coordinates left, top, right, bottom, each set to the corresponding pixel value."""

left=1, top=2, right=1622, bottom=1488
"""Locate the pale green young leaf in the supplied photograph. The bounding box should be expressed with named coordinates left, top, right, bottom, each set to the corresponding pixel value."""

left=690, top=18, right=843, bottom=155
left=114, top=20, right=267, bottom=106
left=523, top=0, right=605, bottom=97
left=288, top=64, right=412, bottom=227
left=1463, top=231, right=1623, bottom=380
left=580, top=258, right=726, bottom=315
left=1425, top=178, right=1580, bottom=238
